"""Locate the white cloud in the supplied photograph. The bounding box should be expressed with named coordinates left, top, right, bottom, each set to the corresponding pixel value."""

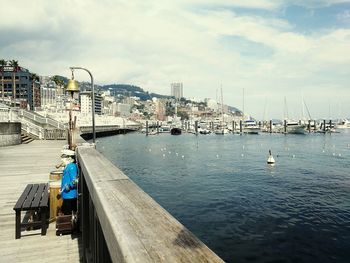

left=0, top=0, right=349, bottom=118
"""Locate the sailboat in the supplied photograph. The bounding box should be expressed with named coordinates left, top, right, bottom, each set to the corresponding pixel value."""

left=282, top=97, right=306, bottom=134
left=242, top=89, right=260, bottom=134
left=215, top=86, right=229, bottom=135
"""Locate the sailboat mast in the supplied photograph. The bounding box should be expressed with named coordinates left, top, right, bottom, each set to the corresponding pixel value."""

left=221, top=85, right=224, bottom=124
left=243, top=88, right=245, bottom=120
left=284, top=97, right=288, bottom=120
left=301, top=94, right=305, bottom=120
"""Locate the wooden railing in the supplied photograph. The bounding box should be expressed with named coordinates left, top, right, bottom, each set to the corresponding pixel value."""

left=77, top=146, right=224, bottom=263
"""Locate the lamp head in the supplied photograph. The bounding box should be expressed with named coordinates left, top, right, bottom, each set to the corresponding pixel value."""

left=66, top=70, right=79, bottom=93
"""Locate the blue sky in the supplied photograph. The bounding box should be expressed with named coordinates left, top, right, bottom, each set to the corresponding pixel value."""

left=0, top=0, right=349, bottom=119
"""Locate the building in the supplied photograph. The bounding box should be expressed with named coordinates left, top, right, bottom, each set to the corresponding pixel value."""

left=79, top=91, right=102, bottom=115
left=40, top=76, right=57, bottom=109
left=80, top=92, right=91, bottom=115
left=116, top=103, right=131, bottom=117
left=0, top=63, right=40, bottom=109
left=205, top=98, right=219, bottom=112
left=151, top=98, right=166, bottom=121
left=170, top=83, right=183, bottom=100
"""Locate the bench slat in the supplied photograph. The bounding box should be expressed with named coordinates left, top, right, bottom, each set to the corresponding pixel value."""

left=31, top=183, right=46, bottom=208
left=13, top=184, right=33, bottom=210
left=39, top=184, right=49, bottom=208
left=22, top=184, right=39, bottom=209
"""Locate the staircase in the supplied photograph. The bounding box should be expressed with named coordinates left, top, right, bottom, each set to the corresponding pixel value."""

left=21, top=132, right=37, bottom=144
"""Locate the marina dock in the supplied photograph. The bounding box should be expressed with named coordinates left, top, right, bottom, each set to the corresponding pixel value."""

left=0, top=141, right=81, bottom=262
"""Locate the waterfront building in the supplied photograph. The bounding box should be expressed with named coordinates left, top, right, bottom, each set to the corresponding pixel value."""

left=116, top=103, right=131, bottom=117
left=40, top=76, right=57, bottom=109
left=80, top=92, right=90, bottom=115
left=171, top=83, right=183, bottom=100
left=79, top=91, right=102, bottom=115
left=205, top=98, right=219, bottom=112
left=99, top=90, right=117, bottom=116
left=154, top=99, right=166, bottom=121
left=0, top=63, right=40, bottom=109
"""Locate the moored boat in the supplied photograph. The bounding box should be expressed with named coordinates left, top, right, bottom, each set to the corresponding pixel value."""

left=170, top=127, right=182, bottom=135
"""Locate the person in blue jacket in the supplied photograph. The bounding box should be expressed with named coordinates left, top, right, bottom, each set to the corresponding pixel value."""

left=60, top=149, right=78, bottom=215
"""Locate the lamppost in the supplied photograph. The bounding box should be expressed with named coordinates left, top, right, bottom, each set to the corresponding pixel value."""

left=69, top=67, right=96, bottom=145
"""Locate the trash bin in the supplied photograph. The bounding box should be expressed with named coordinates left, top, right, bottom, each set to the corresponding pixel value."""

left=49, top=181, right=63, bottom=222
left=49, top=170, right=62, bottom=181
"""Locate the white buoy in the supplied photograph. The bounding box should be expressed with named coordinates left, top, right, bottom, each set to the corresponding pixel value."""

left=267, top=150, right=275, bottom=164
left=216, top=154, right=219, bottom=158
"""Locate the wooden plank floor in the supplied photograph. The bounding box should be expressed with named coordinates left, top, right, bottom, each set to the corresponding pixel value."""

left=0, top=140, right=82, bottom=262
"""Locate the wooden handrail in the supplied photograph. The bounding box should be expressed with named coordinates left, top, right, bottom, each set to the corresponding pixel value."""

left=77, top=146, right=224, bottom=263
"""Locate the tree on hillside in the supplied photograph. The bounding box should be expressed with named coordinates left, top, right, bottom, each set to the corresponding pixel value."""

left=177, top=111, right=189, bottom=120
left=51, top=75, right=66, bottom=95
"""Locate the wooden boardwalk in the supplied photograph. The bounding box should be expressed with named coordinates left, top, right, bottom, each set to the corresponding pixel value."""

left=0, top=141, right=81, bottom=262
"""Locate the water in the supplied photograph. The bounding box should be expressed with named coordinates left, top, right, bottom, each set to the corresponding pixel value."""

left=96, top=131, right=350, bottom=263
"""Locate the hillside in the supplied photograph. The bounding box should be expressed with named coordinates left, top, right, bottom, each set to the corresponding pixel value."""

left=54, top=76, right=241, bottom=112
left=100, top=84, right=171, bottom=100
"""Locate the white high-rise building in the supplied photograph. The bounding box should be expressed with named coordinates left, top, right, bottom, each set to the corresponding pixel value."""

left=171, top=83, right=183, bottom=99
left=80, top=92, right=91, bottom=115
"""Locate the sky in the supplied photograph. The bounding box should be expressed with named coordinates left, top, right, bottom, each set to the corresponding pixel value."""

left=1, top=0, right=350, bottom=119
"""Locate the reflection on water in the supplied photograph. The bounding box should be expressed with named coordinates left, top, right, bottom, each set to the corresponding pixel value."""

left=97, top=131, right=350, bottom=263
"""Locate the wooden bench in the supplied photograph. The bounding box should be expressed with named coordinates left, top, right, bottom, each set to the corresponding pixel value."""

left=13, top=183, right=49, bottom=239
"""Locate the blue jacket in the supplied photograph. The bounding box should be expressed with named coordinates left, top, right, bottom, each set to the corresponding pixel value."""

left=61, top=162, right=78, bottom=199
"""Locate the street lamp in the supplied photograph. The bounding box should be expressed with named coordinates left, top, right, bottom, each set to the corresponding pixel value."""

left=69, top=67, right=96, bottom=145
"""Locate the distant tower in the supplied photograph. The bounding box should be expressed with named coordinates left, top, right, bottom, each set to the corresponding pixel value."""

left=170, top=83, right=183, bottom=100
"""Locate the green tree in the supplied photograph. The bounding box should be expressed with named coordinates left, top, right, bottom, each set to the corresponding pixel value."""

left=177, top=111, right=189, bottom=120
left=166, top=105, right=175, bottom=116
left=51, top=75, right=66, bottom=95
left=0, top=59, right=6, bottom=102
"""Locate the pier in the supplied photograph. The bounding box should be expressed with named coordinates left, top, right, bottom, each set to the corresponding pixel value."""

left=0, top=139, right=223, bottom=262
left=0, top=140, right=81, bottom=262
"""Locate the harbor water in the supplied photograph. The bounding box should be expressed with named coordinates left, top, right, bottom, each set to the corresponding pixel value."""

left=97, top=131, right=350, bottom=263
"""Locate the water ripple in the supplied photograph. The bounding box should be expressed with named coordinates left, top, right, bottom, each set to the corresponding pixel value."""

left=97, top=131, right=350, bottom=263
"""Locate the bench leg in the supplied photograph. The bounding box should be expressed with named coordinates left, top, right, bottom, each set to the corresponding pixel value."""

left=15, top=210, right=21, bottom=239
left=41, top=209, right=47, bottom=236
